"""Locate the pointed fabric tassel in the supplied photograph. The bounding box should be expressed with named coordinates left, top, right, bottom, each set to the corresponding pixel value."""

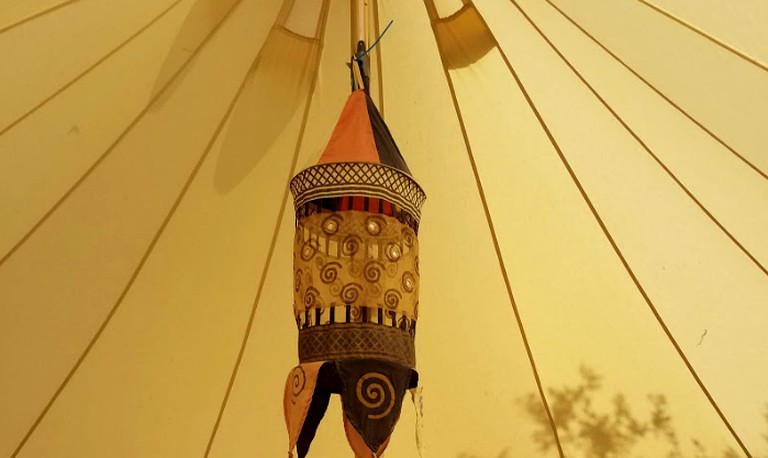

left=343, top=410, right=391, bottom=458
left=283, top=362, right=325, bottom=456
left=336, top=359, right=412, bottom=454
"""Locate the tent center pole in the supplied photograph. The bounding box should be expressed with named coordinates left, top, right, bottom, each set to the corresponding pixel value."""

left=353, top=0, right=368, bottom=49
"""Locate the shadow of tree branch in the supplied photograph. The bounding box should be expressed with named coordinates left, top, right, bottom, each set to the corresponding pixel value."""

left=458, top=366, right=766, bottom=458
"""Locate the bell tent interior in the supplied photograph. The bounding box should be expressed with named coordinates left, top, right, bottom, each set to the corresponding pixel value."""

left=0, top=0, right=767, bottom=457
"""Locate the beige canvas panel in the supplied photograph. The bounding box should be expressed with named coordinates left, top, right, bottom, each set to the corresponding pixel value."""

left=151, top=0, right=244, bottom=100
left=0, top=4, right=190, bottom=255
left=530, top=0, right=768, bottom=175
left=650, top=0, right=768, bottom=65
left=448, top=44, right=754, bottom=455
left=0, top=0, right=280, bottom=454
left=217, top=22, right=323, bottom=192
left=501, top=0, right=768, bottom=267
left=0, top=0, right=182, bottom=130
left=480, top=2, right=768, bottom=453
left=378, top=3, right=562, bottom=456
left=0, top=0, right=79, bottom=32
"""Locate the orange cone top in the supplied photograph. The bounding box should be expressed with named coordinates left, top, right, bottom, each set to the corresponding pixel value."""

left=318, top=90, right=411, bottom=174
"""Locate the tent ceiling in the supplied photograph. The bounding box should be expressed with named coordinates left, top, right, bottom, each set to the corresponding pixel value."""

left=0, top=0, right=766, bottom=456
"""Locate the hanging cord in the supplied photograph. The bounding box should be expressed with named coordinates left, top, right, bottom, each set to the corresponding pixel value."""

left=357, top=19, right=393, bottom=60
left=351, top=20, right=394, bottom=92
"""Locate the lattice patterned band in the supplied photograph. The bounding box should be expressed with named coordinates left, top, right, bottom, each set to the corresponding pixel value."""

left=290, top=162, right=426, bottom=222
left=298, top=323, right=416, bottom=368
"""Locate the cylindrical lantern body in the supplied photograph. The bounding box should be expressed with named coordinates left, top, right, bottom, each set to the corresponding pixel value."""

left=294, top=180, right=421, bottom=368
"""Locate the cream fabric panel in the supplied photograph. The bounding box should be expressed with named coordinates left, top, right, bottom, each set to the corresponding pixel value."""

left=648, top=0, right=768, bottom=65
left=534, top=0, right=768, bottom=178
left=15, top=109, right=303, bottom=457
left=0, top=0, right=279, bottom=455
left=502, top=0, right=768, bottom=267
left=0, top=0, right=186, bottom=130
left=0, top=0, right=76, bottom=30
left=0, top=2, right=191, bottom=257
left=448, top=44, right=748, bottom=456
left=152, top=0, right=241, bottom=97
left=479, top=1, right=767, bottom=455
left=378, top=2, right=561, bottom=457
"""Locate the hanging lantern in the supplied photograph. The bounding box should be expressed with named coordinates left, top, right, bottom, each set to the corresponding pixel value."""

left=283, top=88, right=426, bottom=457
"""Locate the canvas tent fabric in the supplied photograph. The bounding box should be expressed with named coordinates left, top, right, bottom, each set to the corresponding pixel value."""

left=0, top=0, right=766, bottom=457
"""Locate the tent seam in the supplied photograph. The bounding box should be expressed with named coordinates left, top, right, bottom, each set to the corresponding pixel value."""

left=0, top=0, right=245, bottom=269
left=543, top=0, right=767, bottom=181
left=421, top=1, right=567, bottom=456
left=510, top=0, right=767, bottom=278
left=8, top=13, right=248, bottom=458
left=635, top=0, right=768, bottom=73
left=0, top=0, right=82, bottom=36
left=201, top=1, right=331, bottom=455
left=506, top=1, right=753, bottom=455
left=0, top=0, right=184, bottom=137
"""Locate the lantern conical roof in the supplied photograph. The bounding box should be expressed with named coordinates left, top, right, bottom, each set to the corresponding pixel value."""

left=318, top=89, right=411, bottom=175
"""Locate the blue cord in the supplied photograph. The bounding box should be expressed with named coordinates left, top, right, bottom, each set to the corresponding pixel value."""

left=355, top=20, right=394, bottom=60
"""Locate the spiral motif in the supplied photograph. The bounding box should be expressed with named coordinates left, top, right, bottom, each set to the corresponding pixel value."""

left=294, top=269, right=303, bottom=292
left=350, top=305, right=363, bottom=321
left=290, top=366, right=306, bottom=397
left=365, top=283, right=382, bottom=298
left=402, top=271, right=416, bottom=293
left=383, top=289, right=402, bottom=309
left=300, top=239, right=319, bottom=261
left=356, top=373, right=396, bottom=420
left=340, top=282, right=363, bottom=303
left=349, top=260, right=363, bottom=278
left=304, top=287, right=321, bottom=308
left=385, top=261, right=398, bottom=277
left=341, top=235, right=362, bottom=257
left=320, top=261, right=342, bottom=284
left=363, top=261, right=384, bottom=283
left=401, top=228, right=415, bottom=247
left=329, top=281, right=342, bottom=296
left=385, top=243, right=402, bottom=262
left=322, top=214, right=342, bottom=235
left=365, top=216, right=386, bottom=236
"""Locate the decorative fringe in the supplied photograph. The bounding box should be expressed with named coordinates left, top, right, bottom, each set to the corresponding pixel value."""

left=410, top=387, right=425, bottom=458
